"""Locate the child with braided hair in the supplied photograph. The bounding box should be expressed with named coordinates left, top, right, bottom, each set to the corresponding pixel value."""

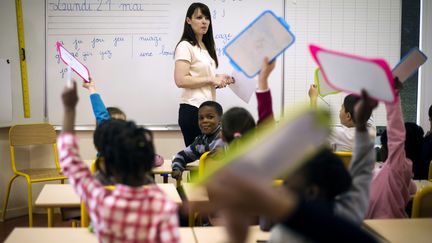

left=59, top=82, right=179, bottom=243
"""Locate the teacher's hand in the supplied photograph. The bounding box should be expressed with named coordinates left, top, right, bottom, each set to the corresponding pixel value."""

left=213, top=74, right=234, bottom=88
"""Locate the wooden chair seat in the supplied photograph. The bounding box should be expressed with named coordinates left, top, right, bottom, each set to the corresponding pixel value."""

left=19, top=168, right=67, bottom=181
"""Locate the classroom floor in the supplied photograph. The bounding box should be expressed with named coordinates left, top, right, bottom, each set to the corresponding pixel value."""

left=0, top=213, right=71, bottom=242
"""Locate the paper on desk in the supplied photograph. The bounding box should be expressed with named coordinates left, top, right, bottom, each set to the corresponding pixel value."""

left=56, top=42, right=90, bottom=82
left=309, top=44, right=396, bottom=103
left=229, top=70, right=257, bottom=103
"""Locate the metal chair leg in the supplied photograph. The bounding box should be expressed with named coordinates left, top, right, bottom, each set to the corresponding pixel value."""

left=26, top=179, right=33, bottom=227
left=1, top=175, right=19, bottom=221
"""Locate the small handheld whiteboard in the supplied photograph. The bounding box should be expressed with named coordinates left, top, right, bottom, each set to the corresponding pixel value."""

left=314, top=68, right=340, bottom=97
left=309, top=44, right=396, bottom=103
left=56, top=42, right=90, bottom=82
left=224, top=10, right=295, bottom=78
left=195, top=108, right=331, bottom=185
left=392, top=47, right=427, bottom=83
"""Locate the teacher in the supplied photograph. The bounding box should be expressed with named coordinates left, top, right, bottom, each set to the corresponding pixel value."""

left=174, top=2, right=233, bottom=146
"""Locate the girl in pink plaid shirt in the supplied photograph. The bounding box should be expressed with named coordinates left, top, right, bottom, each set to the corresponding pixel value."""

left=59, top=82, right=179, bottom=243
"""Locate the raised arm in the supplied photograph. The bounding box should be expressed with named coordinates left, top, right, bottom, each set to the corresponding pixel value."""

left=384, top=88, right=406, bottom=166
left=82, top=80, right=110, bottom=124
left=59, top=81, right=105, bottom=210
left=256, top=57, right=275, bottom=124
left=335, top=90, right=377, bottom=224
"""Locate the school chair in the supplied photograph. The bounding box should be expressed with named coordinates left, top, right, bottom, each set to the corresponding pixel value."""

left=60, top=159, right=96, bottom=227
left=90, top=159, right=97, bottom=174
left=185, top=151, right=211, bottom=227
left=428, top=160, right=432, bottom=181
left=198, top=151, right=210, bottom=179
left=1, top=123, right=67, bottom=227
left=411, top=185, right=432, bottom=218
left=80, top=185, right=115, bottom=228
left=79, top=159, right=97, bottom=227
left=334, top=151, right=352, bottom=169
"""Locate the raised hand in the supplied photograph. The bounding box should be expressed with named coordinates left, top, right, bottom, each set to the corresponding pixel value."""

left=354, top=90, right=378, bottom=131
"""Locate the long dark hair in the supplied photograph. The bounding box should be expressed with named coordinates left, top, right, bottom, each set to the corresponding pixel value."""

left=176, top=2, right=218, bottom=67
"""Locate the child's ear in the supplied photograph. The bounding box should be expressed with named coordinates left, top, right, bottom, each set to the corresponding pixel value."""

left=346, top=112, right=353, bottom=122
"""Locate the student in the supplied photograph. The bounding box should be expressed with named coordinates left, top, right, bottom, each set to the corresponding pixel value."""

left=82, top=80, right=164, bottom=175
left=220, top=57, right=276, bottom=145
left=269, top=90, right=377, bottom=242
left=82, top=79, right=125, bottom=124
left=309, top=85, right=376, bottom=151
left=192, top=166, right=377, bottom=243
left=171, top=100, right=225, bottom=180
left=366, top=79, right=421, bottom=219
left=59, top=82, right=179, bottom=242
left=419, top=104, right=432, bottom=179
left=174, top=2, right=234, bottom=146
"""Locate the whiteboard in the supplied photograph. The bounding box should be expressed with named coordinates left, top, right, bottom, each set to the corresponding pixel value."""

left=46, top=0, right=284, bottom=126
left=283, top=0, right=401, bottom=126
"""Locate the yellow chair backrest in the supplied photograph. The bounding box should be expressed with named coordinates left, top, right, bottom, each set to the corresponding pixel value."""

left=428, top=160, right=432, bottom=181
left=198, top=151, right=210, bottom=179
left=90, top=159, right=97, bottom=174
left=411, top=185, right=432, bottom=218
left=334, top=151, right=353, bottom=169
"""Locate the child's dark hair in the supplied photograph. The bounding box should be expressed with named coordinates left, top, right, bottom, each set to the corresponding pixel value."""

left=298, top=148, right=352, bottom=200
left=107, top=107, right=126, bottom=120
left=221, top=107, right=256, bottom=143
left=343, top=94, right=361, bottom=122
left=380, top=122, right=424, bottom=167
left=199, top=101, right=223, bottom=117
left=94, top=120, right=155, bottom=186
left=176, top=2, right=218, bottom=67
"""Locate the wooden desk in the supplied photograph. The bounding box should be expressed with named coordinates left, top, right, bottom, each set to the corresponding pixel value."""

left=5, top=227, right=196, bottom=243
left=85, top=159, right=199, bottom=183
left=363, top=218, right=432, bottom=243
left=151, top=159, right=200, bottom=183
left=182, top=183, right=209, bottom=202
left=181, top=183, right=209, bottom=227
left=193, top=225, right=270, bottom=243
left=35, top=183, right=182, bottom=227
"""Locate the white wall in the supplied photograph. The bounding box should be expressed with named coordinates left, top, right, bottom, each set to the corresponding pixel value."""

left=417, top=0, right=432, bottom=132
